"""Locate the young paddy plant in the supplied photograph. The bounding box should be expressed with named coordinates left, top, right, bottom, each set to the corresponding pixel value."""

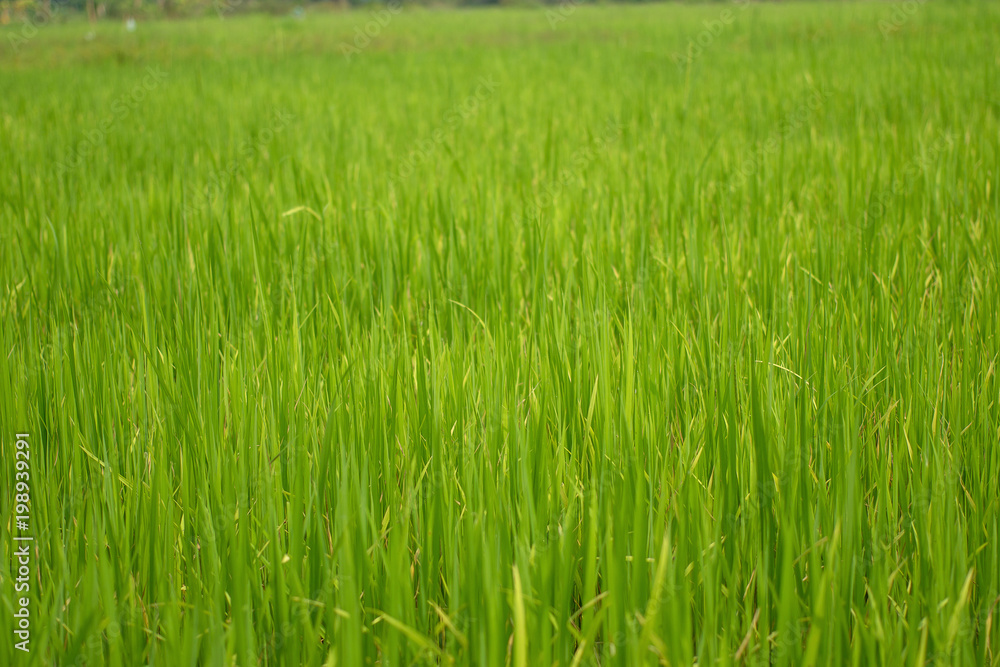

left=1, top=1, right=999, bottom=665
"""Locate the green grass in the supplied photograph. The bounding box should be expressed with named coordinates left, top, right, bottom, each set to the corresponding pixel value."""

left=1, top=2, right=999, bottom=665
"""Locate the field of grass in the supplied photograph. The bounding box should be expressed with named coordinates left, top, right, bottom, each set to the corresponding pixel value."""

left=1, top=1, right=999, bottom=665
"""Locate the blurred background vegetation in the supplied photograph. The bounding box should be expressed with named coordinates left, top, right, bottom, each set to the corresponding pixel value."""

left=0, top=0, right=562, bottom=25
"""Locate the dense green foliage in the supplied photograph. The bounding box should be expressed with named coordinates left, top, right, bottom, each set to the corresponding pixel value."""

left=3, top=0, right=500, bottom=25
left=2, top=2, right=999, bottom=665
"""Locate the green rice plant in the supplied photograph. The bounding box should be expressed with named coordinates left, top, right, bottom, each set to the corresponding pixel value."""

left=1, top=2, right=998, bottom=665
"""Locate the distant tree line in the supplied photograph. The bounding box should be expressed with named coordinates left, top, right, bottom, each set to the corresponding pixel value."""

left=0, top=0, right=578, bottom=22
